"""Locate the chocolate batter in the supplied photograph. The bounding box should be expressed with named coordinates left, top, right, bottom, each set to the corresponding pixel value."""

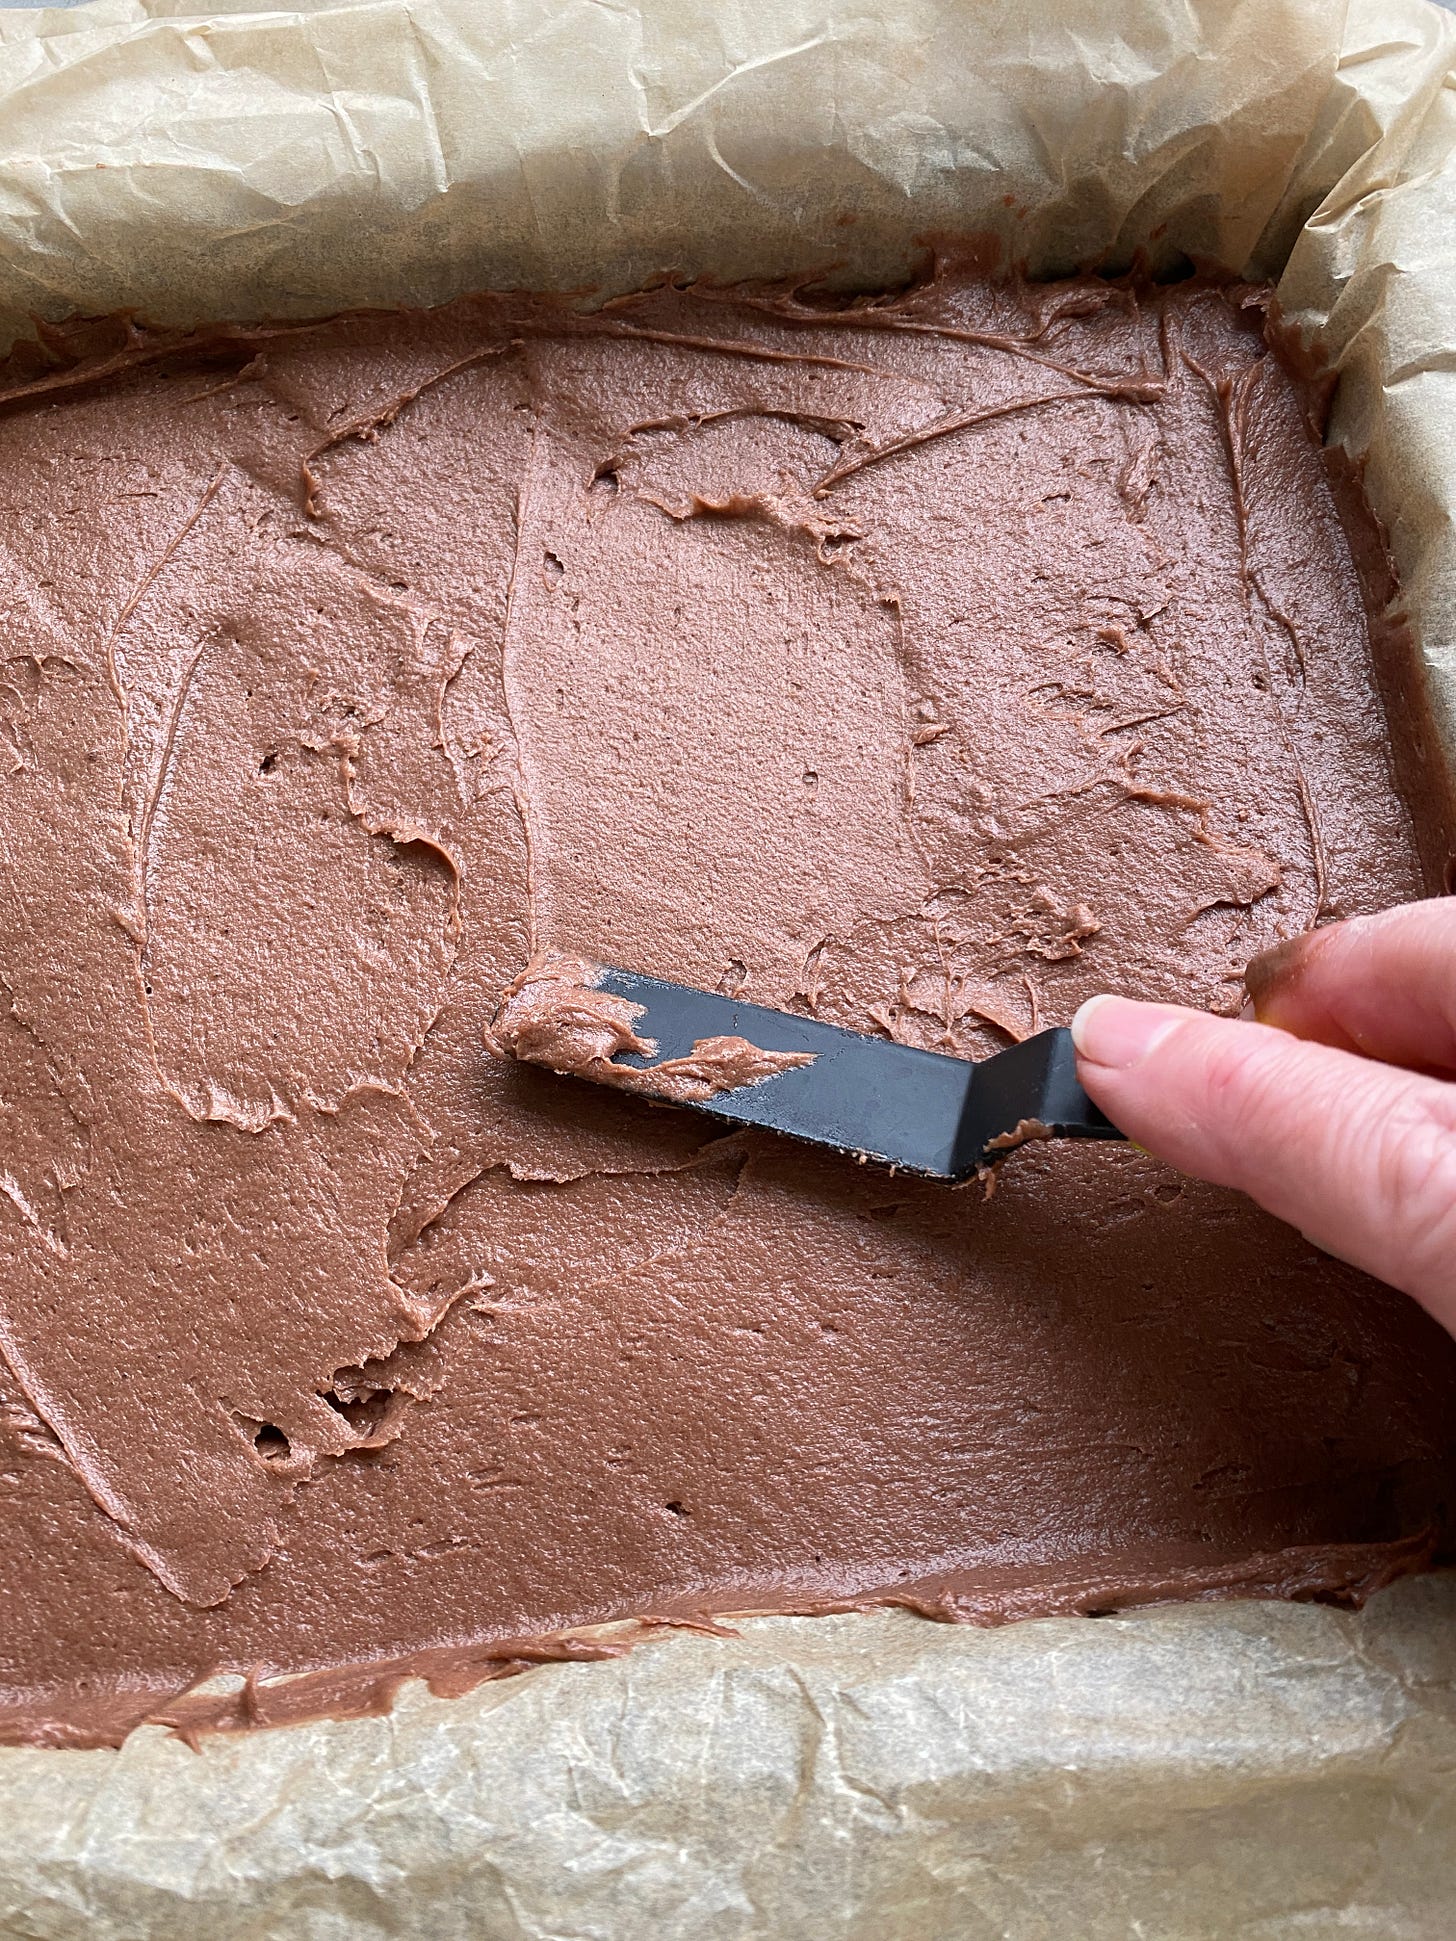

left=1, top=261, right=1453, bottom=1748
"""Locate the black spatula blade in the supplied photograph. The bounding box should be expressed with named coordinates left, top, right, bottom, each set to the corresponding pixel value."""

left=594, top=967, right=1122, bottom=1181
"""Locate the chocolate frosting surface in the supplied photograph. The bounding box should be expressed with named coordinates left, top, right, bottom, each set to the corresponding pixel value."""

left=1, top=262, right=1454, bottom=1746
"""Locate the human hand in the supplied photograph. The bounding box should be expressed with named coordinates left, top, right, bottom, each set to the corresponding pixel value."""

left=1071, top=898, right=1456, bottom=1339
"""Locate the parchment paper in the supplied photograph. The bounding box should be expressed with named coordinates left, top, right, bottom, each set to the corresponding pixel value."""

left=1, top=1, right=1454, bottom=1934
left=3, top=1572, right=1455, bottom=1940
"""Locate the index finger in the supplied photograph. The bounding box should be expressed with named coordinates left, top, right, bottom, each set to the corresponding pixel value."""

left=1246, top=898, right=1456, bottom=1078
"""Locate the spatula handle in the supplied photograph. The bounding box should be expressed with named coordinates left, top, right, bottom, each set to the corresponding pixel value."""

left=952, top=1027, right=1124, bottom=1177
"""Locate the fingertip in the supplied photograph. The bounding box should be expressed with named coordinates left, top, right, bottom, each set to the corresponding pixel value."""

left=1243, top=931, right=1311, bottom=998
left=1070, top=993, right=1182, bottom=1070
left=1243, top=930, right=1318, bottom=1023
left=1069, top=992, right=1114, bottom=1057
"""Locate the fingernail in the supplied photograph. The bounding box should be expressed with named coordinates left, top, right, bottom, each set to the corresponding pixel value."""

left=1242, top=932, right=1316, bottom=1014
left=1071, top=994, right=1181, bottom=1069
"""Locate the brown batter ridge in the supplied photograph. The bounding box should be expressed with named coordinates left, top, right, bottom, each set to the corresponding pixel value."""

left=1, top=258, right=1454, bottom=1748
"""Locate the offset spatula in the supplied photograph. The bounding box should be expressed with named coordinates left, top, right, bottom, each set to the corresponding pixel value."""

left=587, top=966, right=1123, bottom=1181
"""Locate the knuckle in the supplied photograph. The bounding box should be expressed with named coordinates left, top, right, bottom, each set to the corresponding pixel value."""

left=1195, top=1025, right=1283, bottom=1136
